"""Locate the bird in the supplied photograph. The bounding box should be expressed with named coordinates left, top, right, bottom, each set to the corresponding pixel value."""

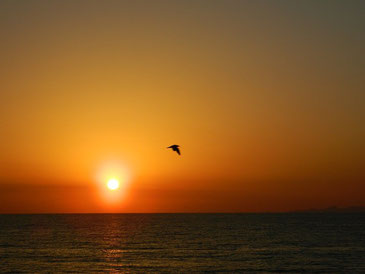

left=167, top=144, right=181, bottom=155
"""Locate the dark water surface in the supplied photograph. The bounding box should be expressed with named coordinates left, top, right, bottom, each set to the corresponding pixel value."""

left=0, top=213, right=364, bottom=273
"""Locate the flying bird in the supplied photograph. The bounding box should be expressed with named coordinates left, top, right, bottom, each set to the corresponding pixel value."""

left=167, top=144, right=181, bottom=155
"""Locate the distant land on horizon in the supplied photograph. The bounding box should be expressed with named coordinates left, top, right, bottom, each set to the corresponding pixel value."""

left=1, top=207, right=365, bottom=214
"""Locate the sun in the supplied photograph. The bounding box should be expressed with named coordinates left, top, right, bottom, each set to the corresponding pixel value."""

left=107, top=178, right=120, bottom=190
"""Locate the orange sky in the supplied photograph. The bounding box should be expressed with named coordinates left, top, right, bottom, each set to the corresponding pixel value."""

left=0, top=1, right=364, bottom=213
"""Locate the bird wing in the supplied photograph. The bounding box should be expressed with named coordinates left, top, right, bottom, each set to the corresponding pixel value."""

left=175, top=147, right=181, bottom=155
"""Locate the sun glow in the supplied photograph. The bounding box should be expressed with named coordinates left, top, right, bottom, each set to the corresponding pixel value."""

left=95, top=160, right=132, bottom=205
left=107, top=178, right=119, bottom=190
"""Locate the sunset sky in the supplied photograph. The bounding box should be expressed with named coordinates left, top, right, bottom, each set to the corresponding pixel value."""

left=1, top=0, right=364, bottom=213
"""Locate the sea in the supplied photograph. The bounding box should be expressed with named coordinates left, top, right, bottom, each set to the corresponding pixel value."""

left=0, top=213, right=364, bottom=273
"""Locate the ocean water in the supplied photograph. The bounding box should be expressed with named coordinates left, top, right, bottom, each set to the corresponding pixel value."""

left=0, top=213, right=364, bottom=273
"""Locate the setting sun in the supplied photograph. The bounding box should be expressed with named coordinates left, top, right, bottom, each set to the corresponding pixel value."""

left=107, top=179, right=119, bottom=190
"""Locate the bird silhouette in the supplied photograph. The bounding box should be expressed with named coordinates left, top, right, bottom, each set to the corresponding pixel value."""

left=167, top=144, right=181, bottom=155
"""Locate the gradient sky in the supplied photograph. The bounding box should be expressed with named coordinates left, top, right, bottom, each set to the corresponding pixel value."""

left=0, top=0, right=364, bottom=213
